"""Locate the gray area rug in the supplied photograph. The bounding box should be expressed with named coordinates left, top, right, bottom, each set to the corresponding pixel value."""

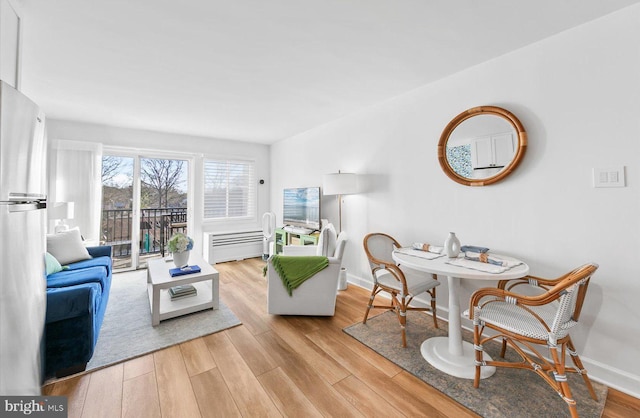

left=87, top=270, right=241, bottom=371
left=344, top=311, right=607, bottom=418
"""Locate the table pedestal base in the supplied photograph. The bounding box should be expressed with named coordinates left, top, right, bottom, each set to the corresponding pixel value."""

left=420, top=337, right=496, bottom=380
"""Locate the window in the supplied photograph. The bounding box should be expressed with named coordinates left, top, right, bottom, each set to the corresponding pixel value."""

left=204, top=159, right=256, bottom=219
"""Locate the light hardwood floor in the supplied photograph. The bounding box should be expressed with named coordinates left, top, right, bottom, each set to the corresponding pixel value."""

left=43, top=258, right=639, bottom=418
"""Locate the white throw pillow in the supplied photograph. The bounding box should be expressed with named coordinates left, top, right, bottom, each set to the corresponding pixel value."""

left=47, top=228, right=91, bottom=265
left=325, top=224, right=338, bottom=256
left=316, top=223, right=337, bottom=256
left=316, top=228, right=328, bottom=256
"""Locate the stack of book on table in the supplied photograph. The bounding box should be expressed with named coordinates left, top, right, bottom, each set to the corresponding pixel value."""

left=169, top=284, right=197, bottom=300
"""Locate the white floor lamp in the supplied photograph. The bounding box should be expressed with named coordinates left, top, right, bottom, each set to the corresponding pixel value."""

left=323, top=171, right=358, bottom=291
left=322, top=171, right=358, bottom=233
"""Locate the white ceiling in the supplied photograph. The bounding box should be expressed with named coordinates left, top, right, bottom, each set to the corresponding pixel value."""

left=15, top=0, right=640, bottom=144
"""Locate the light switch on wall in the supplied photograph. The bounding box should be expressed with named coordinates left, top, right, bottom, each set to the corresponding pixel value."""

left=593, top=166, right=625, bottom=188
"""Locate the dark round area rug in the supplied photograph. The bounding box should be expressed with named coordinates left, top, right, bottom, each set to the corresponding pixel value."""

left=344, top=311, right=607, bottom=418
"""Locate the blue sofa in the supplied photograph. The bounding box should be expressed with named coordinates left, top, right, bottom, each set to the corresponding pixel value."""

left=44, top=246, right=112, bottom=378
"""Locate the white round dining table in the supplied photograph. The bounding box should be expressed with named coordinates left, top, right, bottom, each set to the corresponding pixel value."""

left=392, top=249, right=529, bottom=379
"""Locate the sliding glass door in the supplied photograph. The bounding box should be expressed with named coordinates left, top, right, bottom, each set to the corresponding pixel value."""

left=138, top=157, right=188, bottom=268
left=101, top=153, right=189, bottom=271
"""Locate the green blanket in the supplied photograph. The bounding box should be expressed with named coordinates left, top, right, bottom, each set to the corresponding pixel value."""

left=269, top=255, right=329, bottom=296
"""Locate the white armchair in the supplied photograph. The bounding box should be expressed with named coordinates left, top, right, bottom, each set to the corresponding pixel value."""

left=267, top=226, right=347, bottom=316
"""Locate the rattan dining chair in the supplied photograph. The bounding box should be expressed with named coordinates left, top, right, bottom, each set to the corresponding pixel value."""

left=362, top=232, right=440, bottom=347
left=468, top=263, right=599, bottom=418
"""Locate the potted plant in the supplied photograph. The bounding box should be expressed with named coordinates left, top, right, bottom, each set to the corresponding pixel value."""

left=168, top=233, right=194, bottom=268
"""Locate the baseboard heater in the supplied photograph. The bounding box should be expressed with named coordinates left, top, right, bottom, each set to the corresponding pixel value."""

left=203, top=230, right=263, bottom=264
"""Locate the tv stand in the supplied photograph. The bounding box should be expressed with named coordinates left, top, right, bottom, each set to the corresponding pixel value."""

left=274, top=227, right=320, bottom=254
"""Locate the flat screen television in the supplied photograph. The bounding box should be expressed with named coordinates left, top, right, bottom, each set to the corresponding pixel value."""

left=283, top=187, right=321, bottom=231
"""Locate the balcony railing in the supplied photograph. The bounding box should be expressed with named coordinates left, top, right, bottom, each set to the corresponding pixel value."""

left=101, top=207, right=187, bottom=258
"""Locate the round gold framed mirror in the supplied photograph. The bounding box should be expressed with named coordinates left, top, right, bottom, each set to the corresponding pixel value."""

left=437, top=106, right=527, bottom=186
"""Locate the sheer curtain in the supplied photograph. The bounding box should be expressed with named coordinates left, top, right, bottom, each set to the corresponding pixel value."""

left=48, top=140, right=103, bottom=241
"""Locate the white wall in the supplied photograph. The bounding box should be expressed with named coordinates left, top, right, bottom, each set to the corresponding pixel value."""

left=46, top=119, right=271, bottom=257
left=0, top=0, right=22, bottom=89
left=271, top=5, right=640, bottom=396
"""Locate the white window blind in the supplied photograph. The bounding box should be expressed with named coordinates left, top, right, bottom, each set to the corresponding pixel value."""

left=204, top=159, right=256, bottom=219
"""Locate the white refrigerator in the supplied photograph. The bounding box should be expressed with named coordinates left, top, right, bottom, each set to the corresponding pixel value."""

left=0, top=80, right=47, bottom=395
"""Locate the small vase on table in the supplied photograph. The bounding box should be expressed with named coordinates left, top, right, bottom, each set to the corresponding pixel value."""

left=444, top=232, right=461, bottom=258
left=173, top=251, right=190, bottom=268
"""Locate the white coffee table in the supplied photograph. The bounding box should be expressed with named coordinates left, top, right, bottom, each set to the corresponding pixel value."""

left=147, top=254, right=219, bottom=326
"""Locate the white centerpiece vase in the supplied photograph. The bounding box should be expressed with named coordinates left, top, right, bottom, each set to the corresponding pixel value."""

left=173, top=251, right=190, bottom=268
left=444, top=232, right=461, bottom=258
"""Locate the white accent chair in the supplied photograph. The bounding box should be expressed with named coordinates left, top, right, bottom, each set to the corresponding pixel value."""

left=267, top=224, right=347, bottom=316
